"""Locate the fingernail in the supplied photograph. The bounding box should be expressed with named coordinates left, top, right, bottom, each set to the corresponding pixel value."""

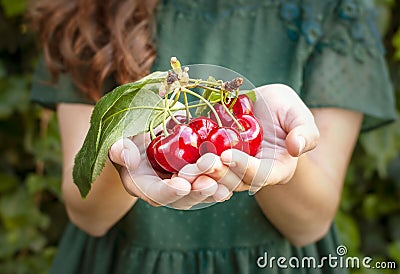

left=220, top=150, right=232, bottom=162
left=297, top=136, right=306, bottom=155
left=121, top=149, right=127, bottom=164
left=222, top=160, right=237, bottom=167
left=177, top=189, right=189, bottom=196
left=222, top=192, right=233, bottom=201
left=248, top=187, right=258, bottom=196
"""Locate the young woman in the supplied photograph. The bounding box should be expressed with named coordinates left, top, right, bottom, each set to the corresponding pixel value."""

left=29, top=0, right=396, bottom=273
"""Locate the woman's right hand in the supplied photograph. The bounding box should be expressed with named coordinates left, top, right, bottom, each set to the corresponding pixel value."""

left=109, top=134, right=232, bottom=209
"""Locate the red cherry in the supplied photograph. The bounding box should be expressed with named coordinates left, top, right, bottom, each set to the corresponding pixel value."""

left=149, top=135, right=174, bottom=173
left=188, top=117, right=218, bottom=141
left=209, top=103, right=234, bottom=127
left=200, top=127, right=243, bottom=156
left=228, top=94, right=254, bottom=115
left=146, top=135, right=169, bottom=173
left=155, top=124, right=201, bottom=172
left=166, top=114, right=188, bottom=130
left=231, top=114, right=263, bottom=156
left=210, top=95, right=254, bottom=126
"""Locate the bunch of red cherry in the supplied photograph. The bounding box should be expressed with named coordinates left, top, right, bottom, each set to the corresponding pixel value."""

left=146, top=94, right=263, bottom=173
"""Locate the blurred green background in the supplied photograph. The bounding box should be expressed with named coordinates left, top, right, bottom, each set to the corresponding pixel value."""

left=0, top=0, right=399, bottom=273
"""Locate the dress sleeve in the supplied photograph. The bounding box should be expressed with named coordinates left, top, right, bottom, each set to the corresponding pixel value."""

left=30, top=58, right=94, bottom=110
left=300, top=0, right=397, bottom=131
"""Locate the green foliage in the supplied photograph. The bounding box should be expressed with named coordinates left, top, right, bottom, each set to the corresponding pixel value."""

left=337, top=128, right=400, bottom=273
left=0, top=2, right=66, bottom=273
left=393, top=30, right=400, bottom=61
left=0, top=0, right=27, bottom=17
left=73, top=73, right=166, bottom=197
left=0, top=0, right=399, bottom=273
left=336, top=3, right=400, bottom=273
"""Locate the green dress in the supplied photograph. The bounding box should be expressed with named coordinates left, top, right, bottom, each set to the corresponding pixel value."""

left=31, top=0, right=397, bottom=273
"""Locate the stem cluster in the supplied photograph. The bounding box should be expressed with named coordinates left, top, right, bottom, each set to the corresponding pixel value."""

left=148, top=59, right=245, bottom=139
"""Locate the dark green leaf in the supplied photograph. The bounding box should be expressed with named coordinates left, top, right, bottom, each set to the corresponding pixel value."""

left=240, top=89, right=256, bottom=102
left=72, top=72, right=166, bottom=197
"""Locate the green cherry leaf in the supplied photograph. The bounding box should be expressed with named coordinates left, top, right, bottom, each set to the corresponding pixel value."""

left=72, top=71, right=167, bottom=198
left=239, top=89, right=257, bottom=103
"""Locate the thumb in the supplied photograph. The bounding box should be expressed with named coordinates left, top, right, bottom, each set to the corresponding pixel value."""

left=109, top=138, right=141, bottom=170
left=285, top=123, right=319, bottom=157
left=254, top=84, right=319, bottom=157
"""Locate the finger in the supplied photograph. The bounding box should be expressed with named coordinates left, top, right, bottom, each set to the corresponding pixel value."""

left=109, top=138, right=125, bottom=167
left=220, top=149, right=272, bottom=192
left=122, top=170, right=191, bottom=206
left=192, top=175, right=219, bottom=196
left=233, top=182, right=250, bottom=192
left=146, top=176, right=191, bottom=205
left=285, top=123, right=319, bottom=157
left=119, top=168, right=155, bottom=204
left=202, top=184, right=232, bottom=203
left=213, top=184, right=232, bottom=202
left=178, top=164, right=203, bottom=183
left=168, top=175, right=218, bottom=209
left=220, top=149, right=256, bottom=183
left=131, top=133, right=151, bottom=154
left=196, top=153, right=243, bottom=191
left=109, top=138, right=141, bottom=170
left=254, top=85, right=319, bottom=157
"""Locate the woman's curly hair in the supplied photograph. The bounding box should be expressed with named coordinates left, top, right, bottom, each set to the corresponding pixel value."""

left=28, top=0, right=159, bottom=101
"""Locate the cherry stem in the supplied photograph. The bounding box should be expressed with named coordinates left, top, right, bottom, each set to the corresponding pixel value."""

left=181, top=87, right=222, bottom=127
left=198, top=85, right=222, bottom=94
left=227, top=88, right=239, bottom=110
left=162, top=110, right=169, bottom=136
left=188, top=78, right=222, bottom=87
left=186, top=80, right=223, bottom=95
left=162, top=95, right=174, bottom=136
left=183, top=91, right=191, bottom=123
left=167, top=91, right=183, bottom=126
left=168, top=88, right=181, bottom=108
left=149, top=111, right=164, bottom=139
left=169, top=100, right=220, bottom=111
left=221, top=103, right=244, bottom=131
left=220, top=85, right=224, bottom=104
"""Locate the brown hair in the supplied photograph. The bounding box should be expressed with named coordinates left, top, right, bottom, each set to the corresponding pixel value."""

left=28, top=0, right=159, bottom=101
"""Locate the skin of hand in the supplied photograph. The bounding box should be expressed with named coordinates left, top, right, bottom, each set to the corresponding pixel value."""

left=108, top=134, right=233, bottom=210
left=107, top=101, right=241, bottom=209
left=109, top=83, right=322, bottom=210
left=57, top=103, right=240, bottom=238
left=195, top=84, right=363, bottom=246
left=217, top=84, right=321, bottom=191
left=57, top=83, right=361, bottom=243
